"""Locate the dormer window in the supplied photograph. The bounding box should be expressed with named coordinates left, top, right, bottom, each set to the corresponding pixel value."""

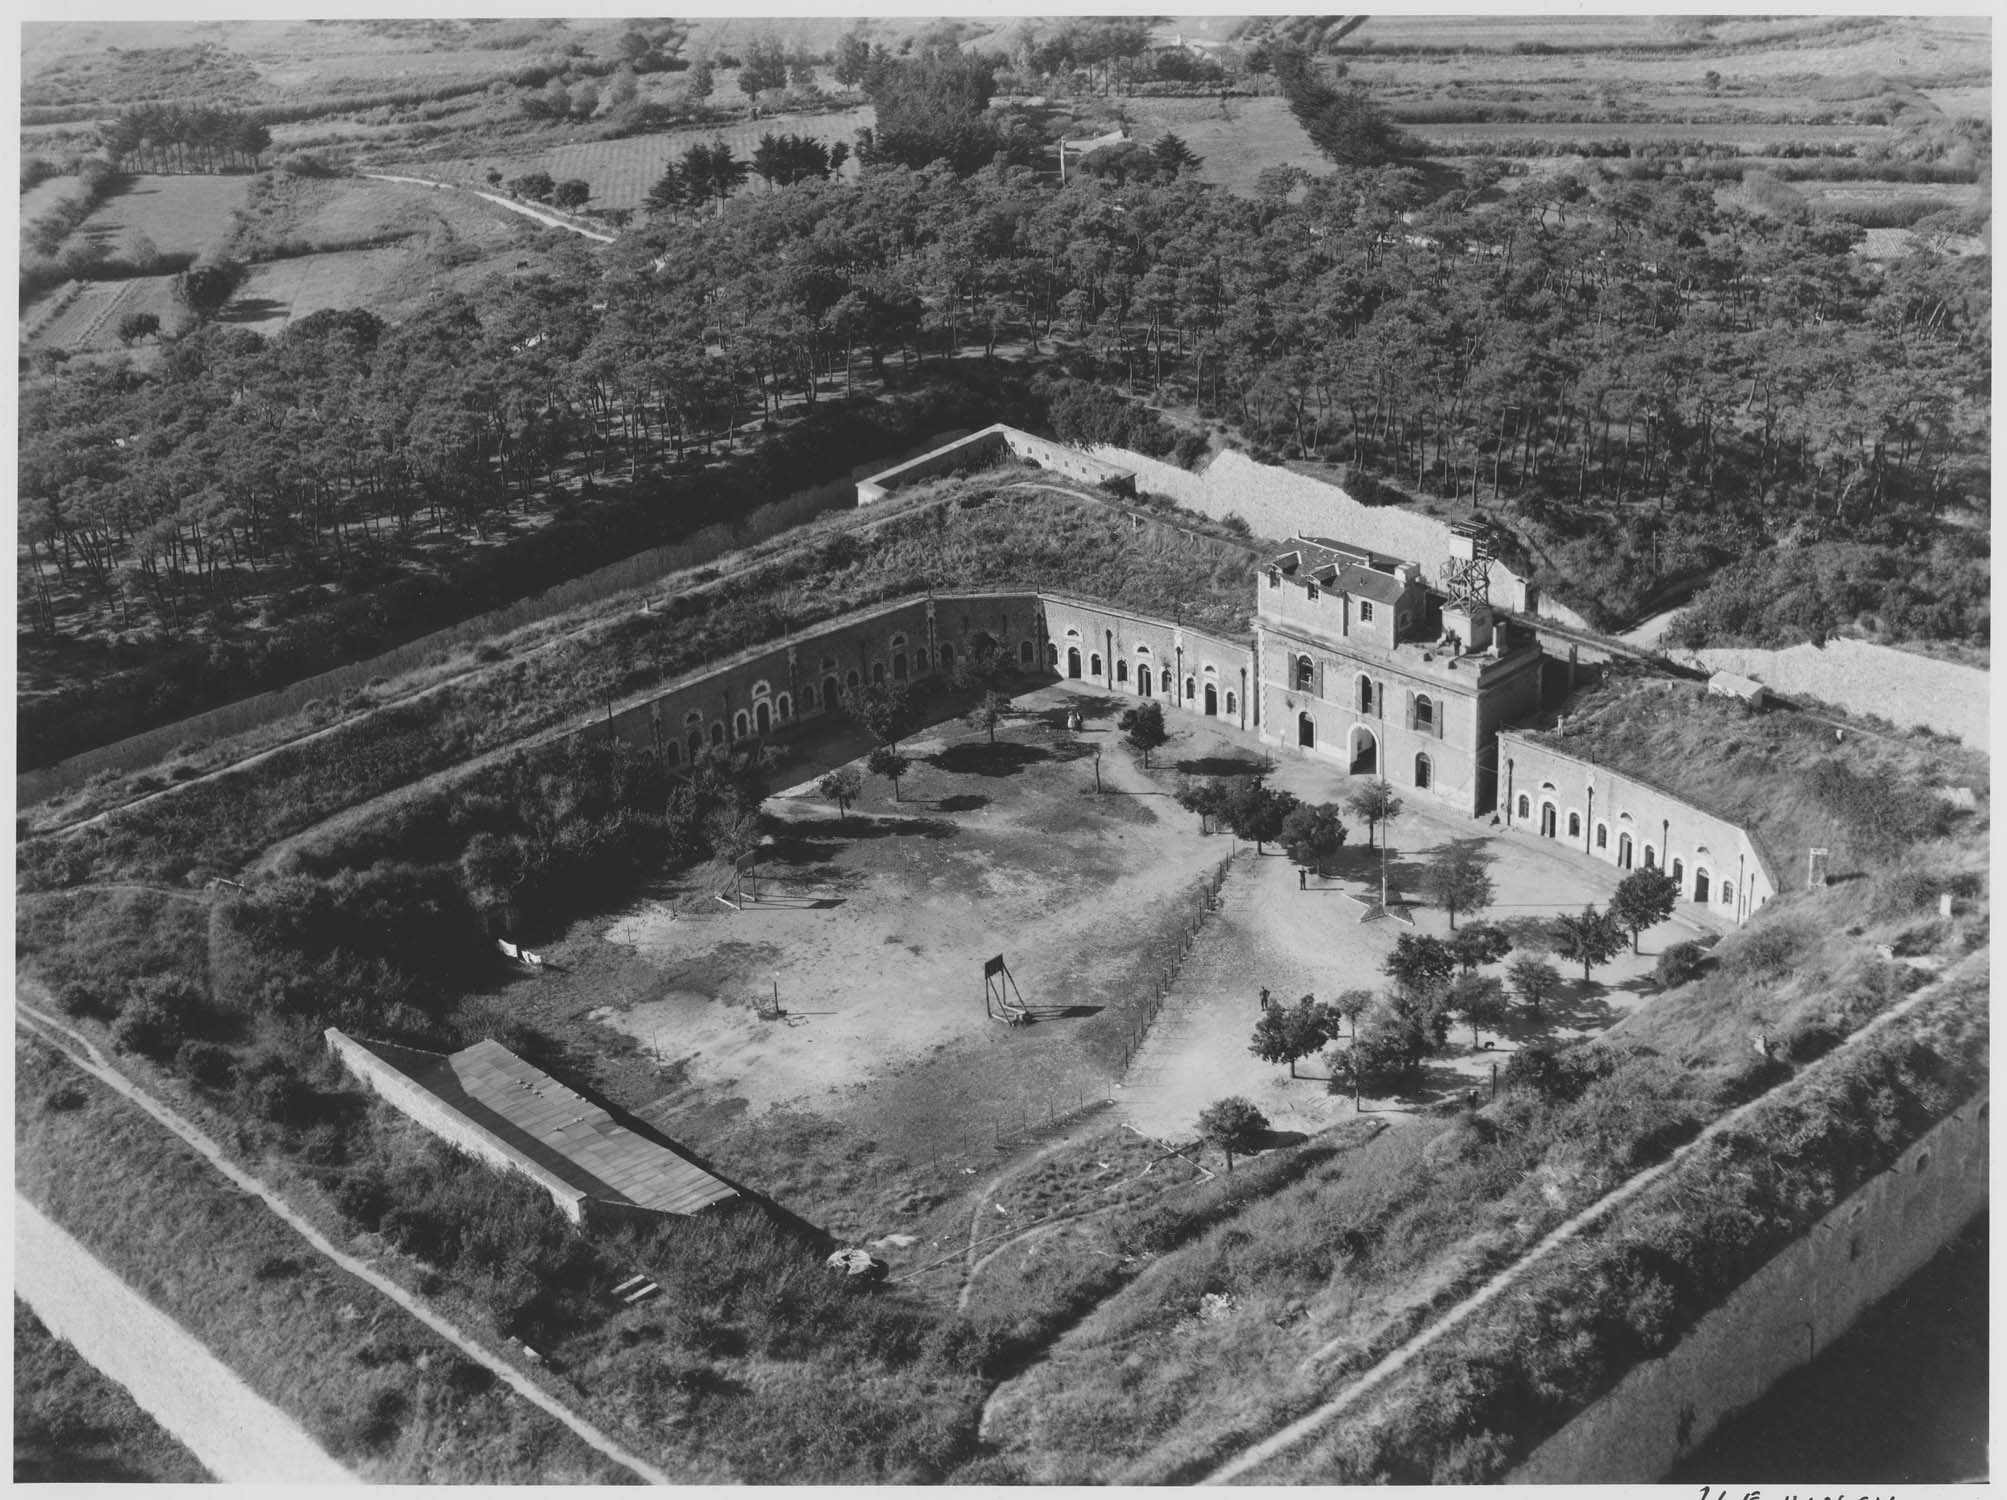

left=1306, top=581, right=1319, bottom=600
left=1359, top=601, right=1375, bottom=623
left=1268, top=567, right=1282, bottom=587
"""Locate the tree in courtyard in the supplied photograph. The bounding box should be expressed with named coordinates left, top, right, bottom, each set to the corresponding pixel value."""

left=1333, top=987, right=1375, bottom=1039
left=1249, top=993, right=1337, bottom=1079
left=1423, top=839, right=1495, bottom=929
left=1340, top=997, right=1435, bottom=1094
left=1446, top=972, right=1510, bottom=1049
left=1224, top=778, right=1300, bottom=853
left=1345, top=782, right=1402, bottom=850
left=843, top=678, right=918, bottom=745
left=817, top=767, right=862, bottom=814
left=1174, top=775, right=1231, bottom=834
left=1196, top=1096, right=1269, bottom=1172
left=1552, top=906, right=1627, bottom=982
left=1506, top=954, right=1564, bottom=1021
left=1118, top=700, right=1168, bottom=767
left=965, top=690, right=1008, bottom=745
left=865, top=744, right=911, bottom=803
left=1611, top=867, right=1681, bottom=953
left=1279, top=801, right=1347, bottom=872
left=1448, top=922, right=1512, bottom=974
left=1384, top=931, right=1456, bottom=997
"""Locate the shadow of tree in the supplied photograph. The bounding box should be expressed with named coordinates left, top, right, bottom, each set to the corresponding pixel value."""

left=929, top=742, right=1052, bottom=777
left=759, top=816, right=955, bottom=866
left=1498, top=979, right=1616, bottom=1038
left=1172, top=753, right=1272, bottom=778
left=1253, top=1126, right=1311, bottom=1152
left=936, top=794, right=990, bottom=814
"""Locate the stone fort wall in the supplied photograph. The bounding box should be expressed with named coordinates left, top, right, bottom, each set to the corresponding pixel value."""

left=1509, top=1092, right=1987, bottom=1482
left=1674, top=638, right=1989, bottom=751
left=1497, top=728, right=1777, bottom=924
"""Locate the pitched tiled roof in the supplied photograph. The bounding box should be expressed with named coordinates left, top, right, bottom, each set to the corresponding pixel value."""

left=1337, top=564, right=1407, bottom=605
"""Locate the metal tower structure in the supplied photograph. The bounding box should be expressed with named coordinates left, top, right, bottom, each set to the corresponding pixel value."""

left=1441, top=519, right=1495, bottom=611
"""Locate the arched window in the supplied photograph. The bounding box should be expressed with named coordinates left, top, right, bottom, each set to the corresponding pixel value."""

left=1568, top=812, right=1581, bottom=838
left=710, top=721, right=726, bottom=746
left=892, top=652, right=908, bottom=679
left=1414, top=752, right=1433, bottom=789
left=776, top=694, right=792, bottom=722
left=1298, top=712, right=1316, bottom=749
left=1043, top=642, right=1056, bottom=667
left=1090, top=652, right=1103, bottom=676
left=1295, top=654, right=1315, bottom=691
left=1225, top=691, right=1238, bottom=716
left=1018, top=640, right=1034, bottom=665
left=1720, top=879, right=1735, bottom=908
left=754, top=700, right=771, bottom=734
left=1595, top=823, right=1608, bottom=851
left=846, top=669, right=861, bottom=689
left=1413, top=693, right=1434, bottom=732
left=1672, top=858, right=1685, bottom=888
left=1358, top=674, right=1373, bottom=713
left=941, top=644, right=956, bottom=669
left=802, top=683, right=817, bottom=711
left=1642, top=844, right=1655, bottom=869
left=871, top=661, right=887, bottom=684
left=734, top=711, right=750, bottom=740
left=1185, top=676, right=1196, bottom=700
left=915, top=648, right=929, bottom=674
left=1516, top=794, right=1530, bottom=819
left=1116, top=660, right=1129, bottom=683
left=687, top=729, right=704, bottom=758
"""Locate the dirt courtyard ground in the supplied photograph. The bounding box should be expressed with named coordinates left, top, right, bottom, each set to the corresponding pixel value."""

left=523, top=677, right=1737, bottom=1244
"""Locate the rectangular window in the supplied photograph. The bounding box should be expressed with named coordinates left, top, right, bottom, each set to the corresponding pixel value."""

left=1359, top=601, right=1375, bottom=622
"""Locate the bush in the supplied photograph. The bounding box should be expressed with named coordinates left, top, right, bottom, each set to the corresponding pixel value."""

left=1654, top=940, right=1707, bottom=989
left=175, top=1039, right=239, bottom=1089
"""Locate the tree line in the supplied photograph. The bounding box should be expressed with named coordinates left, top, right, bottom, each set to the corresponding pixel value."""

left=99, top=104, right=273, bottom=173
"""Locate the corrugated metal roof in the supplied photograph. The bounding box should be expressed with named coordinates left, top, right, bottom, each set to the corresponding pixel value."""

left=445, top=1040, right=738, bottom=1217
left=377, top=1037, right=737, bottom=1217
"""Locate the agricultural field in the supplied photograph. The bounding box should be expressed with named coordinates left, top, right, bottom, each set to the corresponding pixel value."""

left=22, top=274, right=182, bottom=353
left=226, top=172, right=536, bottom=260
left=375, top=105, right=874, bottom=212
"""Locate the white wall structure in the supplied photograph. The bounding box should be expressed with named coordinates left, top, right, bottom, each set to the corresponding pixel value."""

left=1674, top=638, right=1989, bottom=750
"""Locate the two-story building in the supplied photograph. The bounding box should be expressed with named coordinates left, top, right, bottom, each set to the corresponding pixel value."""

left=1254, top=536, right=1544, bottom=816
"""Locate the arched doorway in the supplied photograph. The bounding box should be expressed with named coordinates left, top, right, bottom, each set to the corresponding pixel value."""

left=1090, top=652, right=1103, bottom=677
left=823, top=675, right=839, bottom=711
left=733, top=711, right=749, bottom=740
left=710, top=722, right=726, bottom=747
left=755, top=700, right=771, bottom=734
left=1617, top=833, right=1633, bottom=869
left=892, top=652, right=907, bottom=680
left=1018, top=640, right=1034, bottom=666
left=1298, top=712, right=1316, bottom=749
left=687, top=730, right=704, bottom=759
left=776, top=694, right=791, bottom=722
left=1185, top=676, right=1196, bottom=701
left=846, top=669, right=861, bottom=690
left=871, top=661, right=886, bottom=684
left=1204, top=683, right=1218, bottom=716
left=1043, top=642, right=1056, bottom=668
left=1694, top=867, right=1711, bottom=903
left=1414, top=752, right=1432, bottom=789
left=1568, top=812, right=1581, bottom=839
left=1672, top=857, right=1684, bottom=889
left=1138, top=665, right=1153, bottom=695
left=1117, top=660, right=1129, bottom=684
left=915, top=649, right=928, bottom=674
left=1067, top=647, right=1082, bottom=678
left=1540, top=803, right=1557, bottom=838
left=1350, top=725, right=1376, bottom=773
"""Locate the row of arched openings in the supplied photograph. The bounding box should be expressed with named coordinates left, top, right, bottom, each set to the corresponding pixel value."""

left=1513, top=790, right=1736, bottom=907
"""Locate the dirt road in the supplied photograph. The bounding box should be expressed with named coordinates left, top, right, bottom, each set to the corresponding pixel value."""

left=16, top=1193, right=350, bottom=1484
left=360, top=173, right=616, bottom=242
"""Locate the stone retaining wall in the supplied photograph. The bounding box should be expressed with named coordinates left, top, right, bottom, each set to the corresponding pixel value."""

left=1673, top=638, right=1989, bottom=751
left=1510, top=1094, right=1988, bottom=1481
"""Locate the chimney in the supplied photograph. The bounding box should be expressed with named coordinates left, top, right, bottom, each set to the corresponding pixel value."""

left=1393, top=562, right=1421, bottom=588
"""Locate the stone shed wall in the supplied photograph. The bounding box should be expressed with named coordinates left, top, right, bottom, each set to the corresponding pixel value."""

left=1510, top=1094, right=1988, bottom=1482
left=325, top=1028, right=591, bottom=1225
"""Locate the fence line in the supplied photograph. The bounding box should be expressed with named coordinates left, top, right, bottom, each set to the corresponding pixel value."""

left=1116, top=851, right=1236, bottom=1075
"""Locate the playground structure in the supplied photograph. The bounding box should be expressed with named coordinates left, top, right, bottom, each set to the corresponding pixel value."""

left=716, top=848, right=759, bottom=911
left=985, top=954, right=1029, bottom=1027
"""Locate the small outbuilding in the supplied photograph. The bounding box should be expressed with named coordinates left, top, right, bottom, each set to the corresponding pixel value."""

left=1706, top=671, right=1769, bottom=708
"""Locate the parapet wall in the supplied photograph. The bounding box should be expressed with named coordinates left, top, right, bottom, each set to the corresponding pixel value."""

left=1086, top=444, right=1592, bottom=628
left=857, top=424, right=1136, bottom=503
left=1510, top=1094, right=1988, bottom=1482
left=325, top=1028, right=591, bottom=1225
left=1673, top=638, right=1989, bottom=751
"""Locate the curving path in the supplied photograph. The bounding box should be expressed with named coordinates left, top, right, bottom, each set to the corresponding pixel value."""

left=16, top=1194, right=350, bottom=1484
left=15, top=993, right=675, bottom=1486
left=360, top=173, right=616, bottom=242
left=1195, top=952, right=1983, bottom=1484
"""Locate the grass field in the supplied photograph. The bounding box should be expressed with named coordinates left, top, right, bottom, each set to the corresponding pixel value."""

left=379, top=104, right=875, bottom=212
left=71, top=172, right=256, bottom=263
left=228, top=172, right=534, bottom=258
